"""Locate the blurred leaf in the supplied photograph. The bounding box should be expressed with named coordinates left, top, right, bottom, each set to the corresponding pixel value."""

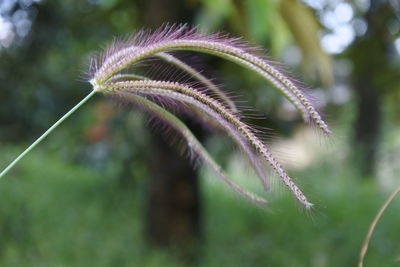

left=246, top=0, right=271, bottom=42
left=98, top=0, right=119, bottom=9
left=245, top=0, right=290, bottom=55
left=195, top=0, right=332, bottom=85
left=279, top=0, right=333, bottom=85
left=195, top=0, right=236, bottom=31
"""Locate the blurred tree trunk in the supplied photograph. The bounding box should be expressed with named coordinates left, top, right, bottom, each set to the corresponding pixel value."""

left=351, top=1, right=393, bottom=177
left=145, top=132, right=202, bottom=256
left=140, top=0, right=202, bottom=259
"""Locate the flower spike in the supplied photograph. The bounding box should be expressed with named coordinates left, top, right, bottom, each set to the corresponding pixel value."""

left=1, top=24, right=331, bottom=209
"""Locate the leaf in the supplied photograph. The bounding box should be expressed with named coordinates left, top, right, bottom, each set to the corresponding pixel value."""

left=279, top=0, right=333, bottom=85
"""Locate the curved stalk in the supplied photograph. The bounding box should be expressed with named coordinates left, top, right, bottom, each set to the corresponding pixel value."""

left=102, top=80, right=312, bottom=208
left=156, top=52, right=238, bottom=112
left=358, top=186, right=400, bottom=267
left=108, top=74, right=269, bottom=190
left=93, top=38, right=330, bottom=135
left=106, top=53, right=238, bottom=112
left=121, top=93, right=267, bottom=204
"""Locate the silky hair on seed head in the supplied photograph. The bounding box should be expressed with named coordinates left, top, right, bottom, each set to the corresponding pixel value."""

left=0, top=24, right=331, bottom=210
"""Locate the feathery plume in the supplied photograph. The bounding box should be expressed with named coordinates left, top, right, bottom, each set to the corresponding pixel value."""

left=100, top=79, right=313, bottom=208
left=91, top=24, right=331, bottom=135
left=1, top=24, right=331, bottom=209
left=120, top=93, right=267, bottom=204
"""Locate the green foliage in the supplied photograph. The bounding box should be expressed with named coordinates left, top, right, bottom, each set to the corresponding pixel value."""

left=195, top=0, right=333, bottom=85
left=2, top=24, right=331, bottom=206
left=1, top=1, right=399, bottom=265
left=0, top=145, right=399, bottom=266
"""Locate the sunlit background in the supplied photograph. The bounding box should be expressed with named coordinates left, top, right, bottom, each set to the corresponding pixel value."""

left=0, top=0, right=399, bottom=266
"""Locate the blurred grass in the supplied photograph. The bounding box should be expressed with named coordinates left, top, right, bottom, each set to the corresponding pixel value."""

left=0, top=144, right=399, bottom=267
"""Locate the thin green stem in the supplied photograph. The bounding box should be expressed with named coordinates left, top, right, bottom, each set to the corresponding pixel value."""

left=0, top=89, right=97, bottom=179
left=358, top=185, right=400, bottom=267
